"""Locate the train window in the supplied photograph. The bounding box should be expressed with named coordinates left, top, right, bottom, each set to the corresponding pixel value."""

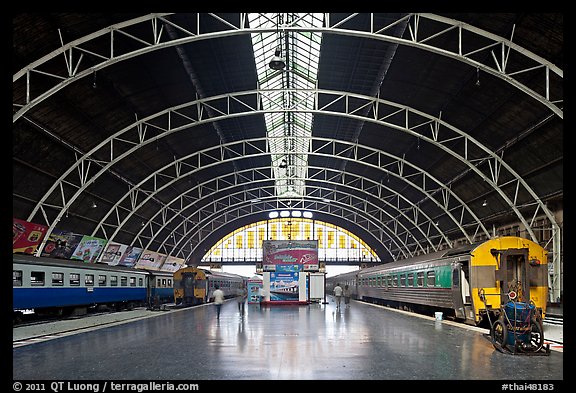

left=387, top=275, right=392, bottom=287
left=129, top=277, right=136, bottom=287
left=30, top=271, right=45, bottom=286
left=13, top=270, right=23, bottom=287
left=85, top=274, right=94, bottom=286
left=52, top=272, right=64, bottom=286
left=138, top=278, right=143, bottom=286
left=407, top=273, right=414, bottom=287
left=70, top=273, right=80, bottom=286
left=426, top=271, right=435, bottom=287
left=162, top=278, right=167, bottom=287
left=400, top=274, right=406, bottom=287
left=392, top=275, right=398, bottom=287
left=417, top=272, right=424, bottom=287
left=120, top=276, right=128, bottom=286
left=98, top=275, right=107, bottom=286
left=452, top=269, right=459, bottom=288
left=168, top=279, right=172, bottom=286
left=110, top=276, right=118, bottom=287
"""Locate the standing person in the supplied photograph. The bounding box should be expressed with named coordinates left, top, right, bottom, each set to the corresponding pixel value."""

left=343, top=284, right=351, bottom=308
left=333, top=283, right=343, bottom=310
left=236, top=283, right=248, bottom=316
left=213, top=284, right=225, bottom=319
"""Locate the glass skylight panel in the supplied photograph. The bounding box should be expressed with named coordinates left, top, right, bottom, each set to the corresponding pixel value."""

left=249, top=13, right=323, bottom=198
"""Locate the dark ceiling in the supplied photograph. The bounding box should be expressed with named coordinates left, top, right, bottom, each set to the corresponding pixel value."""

left=12, top=13, right=563, bottom=264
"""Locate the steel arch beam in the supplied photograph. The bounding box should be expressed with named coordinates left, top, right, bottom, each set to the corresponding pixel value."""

left=26, top=89, right=554, bottom=253
left=117, top=166, right=452, bottom=259
left=150, top=189, right=408, bottom=262
left=13, top=13, right=562, bottom=121
left=81, top=135, right=485, bottom=255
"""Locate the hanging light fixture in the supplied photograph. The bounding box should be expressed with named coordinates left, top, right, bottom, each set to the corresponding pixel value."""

left=269, top=47, right=286, bottom=70
left=269, top=14, right=286, bottom=70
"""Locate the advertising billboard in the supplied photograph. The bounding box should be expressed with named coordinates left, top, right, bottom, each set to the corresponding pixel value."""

left=262, top=240, right=319, bottom=271
left=13, top=218, right=48, bottom=255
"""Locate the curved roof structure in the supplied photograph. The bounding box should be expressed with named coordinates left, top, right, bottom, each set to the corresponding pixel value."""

left=13, top=13, right=563, bottom=278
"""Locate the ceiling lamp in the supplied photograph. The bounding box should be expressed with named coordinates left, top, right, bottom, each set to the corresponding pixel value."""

left=269, top=46, right=286, bottom=70
left=269, top=14, right=286, bottom=71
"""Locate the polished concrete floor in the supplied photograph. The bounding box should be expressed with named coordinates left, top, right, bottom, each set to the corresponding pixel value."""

left=12, top=298, right=563, bottom=381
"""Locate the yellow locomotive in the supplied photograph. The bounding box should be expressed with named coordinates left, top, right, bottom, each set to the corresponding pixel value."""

left=173, top=266, right=246, bottom=306
left=470, top=236, right=548, bottom=323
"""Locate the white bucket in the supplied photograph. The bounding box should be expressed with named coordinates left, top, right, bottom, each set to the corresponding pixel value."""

left=434, top=311, right=443, bottom=321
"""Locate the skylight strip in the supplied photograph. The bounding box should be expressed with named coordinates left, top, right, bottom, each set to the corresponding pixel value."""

left=249, top=13, right=323, bottom=198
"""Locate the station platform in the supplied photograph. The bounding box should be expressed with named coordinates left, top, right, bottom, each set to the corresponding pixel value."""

left=13, top=297, right=563, bottom=382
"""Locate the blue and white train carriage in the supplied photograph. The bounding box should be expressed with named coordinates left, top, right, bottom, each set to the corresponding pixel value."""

left=13, top=253, right=174, bottom=321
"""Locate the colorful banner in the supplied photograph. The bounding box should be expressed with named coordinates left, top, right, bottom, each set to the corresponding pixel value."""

left=70, top=235, right=108, bottom=263
left=40, top=230, right=85, bottom=259
left=247, top=278, right=263, bottom=303
left=269, top=271, right=300, bottom=301
left=13, top=218, right=48, bottom=254
left=135, top=250, right=167, bottom=270
left=160, top=256, right=186, bottom=272
left=100, top=242, right=126, bottom=265
left=117, top=246, right=144, bottom=268
left=262, top=240, right=319, bottom=271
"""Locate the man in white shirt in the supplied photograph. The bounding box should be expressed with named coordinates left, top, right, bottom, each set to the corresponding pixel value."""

left=333, top=283, right=343, bottom=310
left=213, top=285, right=225, bottom=319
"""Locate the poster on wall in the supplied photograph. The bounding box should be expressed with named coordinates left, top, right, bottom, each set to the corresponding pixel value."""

left=160, top=256, right=186, bottom=272
left=70, top=235, right=108, bottom=263
left=40, top=230, right=84, bottom=259
left=117, top=246, right=144, bottom=268
left=135, top=250, right=167, bottom=270
left=269, top=271, right=300, bottom=301
left=100, top=242, right=126, bottom=265
left=262, top=240, right=319, bottom=271
left=247, top=278, right=263, bottom=303
left=13, top=218, right=48, bottom=254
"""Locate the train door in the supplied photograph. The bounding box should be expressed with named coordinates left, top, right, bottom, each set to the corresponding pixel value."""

left=181, top=271, right=205, bottom=306
left=451, top=261, right=474, bottom=323
left=493, top=248, right=530, bottom=304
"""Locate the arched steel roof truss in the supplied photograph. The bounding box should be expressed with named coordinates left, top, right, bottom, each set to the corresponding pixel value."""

left=24, top=90, right=559, bottom=265
left=15, top=13, right=561, bottom=298
left=13, top=13, right=563, bottom=122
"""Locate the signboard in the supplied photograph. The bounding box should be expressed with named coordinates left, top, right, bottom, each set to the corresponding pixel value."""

left=13, top=218, right=48, bottom=255
left=247, top=278, right=263, bottom=303
left=70, top=235, right=108, bottom=263
left=117, top=246, right=144, bottom=268
left=135, top=250, right=167, bottom=270
left=100, top=242, right=125, bottom=265
left=160, top=256, right=186, bottom=272
left=262, top=240, right=319, bottom=271
left=269, top=271, right=300, bottom=301
left=40, top=230, right=84, bottom=259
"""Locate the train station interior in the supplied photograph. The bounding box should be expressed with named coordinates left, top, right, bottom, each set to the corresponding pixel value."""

left=13, top=13, right=563, bottom=383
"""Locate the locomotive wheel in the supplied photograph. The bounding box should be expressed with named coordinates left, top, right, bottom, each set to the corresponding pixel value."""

left=491, top=319, right=508, bottom=349
left=526, top=318, right=544, bottom=352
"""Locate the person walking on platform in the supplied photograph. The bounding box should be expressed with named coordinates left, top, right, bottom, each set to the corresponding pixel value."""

left=213, top=284, right=225, bottom=319
left=343, top=284, right=351, bottom=308
left=237, top=283, right=248, bottom=316
left=334, top=283, right=343, bottom=310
